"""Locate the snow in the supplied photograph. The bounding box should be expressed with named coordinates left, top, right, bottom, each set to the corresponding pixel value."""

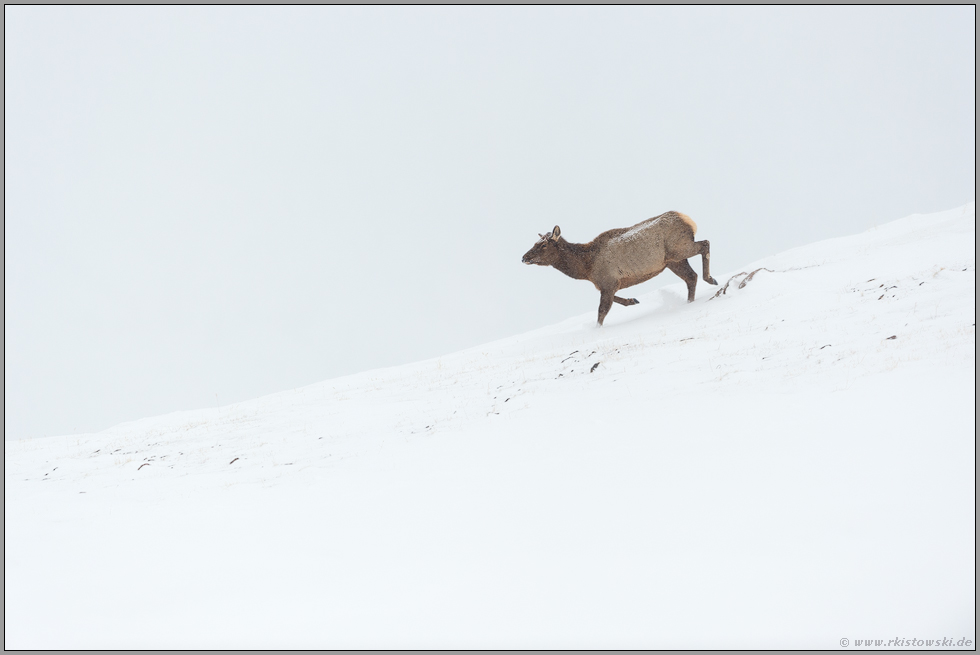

left=4, top=203, right=975, bottom=649
left=610, top=218, right=655, bottom=243
left=610, top=213, right=665, bottom=243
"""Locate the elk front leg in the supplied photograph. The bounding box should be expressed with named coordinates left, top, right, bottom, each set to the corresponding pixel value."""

left=597, top=289, right=616, bottom=326
left=613, top=295, right=639, bottom=306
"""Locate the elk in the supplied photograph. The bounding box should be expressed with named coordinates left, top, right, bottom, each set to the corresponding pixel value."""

left=521, top=211, right=718, bottom=326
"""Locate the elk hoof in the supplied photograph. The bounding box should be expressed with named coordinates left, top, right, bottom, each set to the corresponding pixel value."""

left=706, top=276, right=718, bottom=285
left=629, top=298, right=639, bottom=305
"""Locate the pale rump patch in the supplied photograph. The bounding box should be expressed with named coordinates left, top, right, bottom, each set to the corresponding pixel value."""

left=677, top=212, right=698, bottom=235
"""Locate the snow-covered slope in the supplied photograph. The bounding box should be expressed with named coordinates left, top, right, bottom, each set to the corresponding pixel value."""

left=5, top=204, right=975, bottom=649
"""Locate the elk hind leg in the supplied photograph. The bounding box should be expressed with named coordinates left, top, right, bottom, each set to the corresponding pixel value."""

left=666, top=260, right=698, bottom=302
left=696, top=240, right=718, bottom=285
left=613, top=295, right=639, bottom=306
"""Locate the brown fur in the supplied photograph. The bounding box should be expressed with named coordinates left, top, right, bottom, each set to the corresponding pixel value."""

left=522, top=211, right=718, bottom=326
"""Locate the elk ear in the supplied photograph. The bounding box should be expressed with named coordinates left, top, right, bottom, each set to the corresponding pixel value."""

left=551, top=225, right=561, bottom=240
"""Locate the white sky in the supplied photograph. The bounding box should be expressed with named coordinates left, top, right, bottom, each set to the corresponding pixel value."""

left=4, top=6, right=975, bottom=440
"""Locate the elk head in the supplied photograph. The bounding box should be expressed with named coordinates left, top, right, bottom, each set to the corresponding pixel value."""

left=521, top=226, right=562, bottom=266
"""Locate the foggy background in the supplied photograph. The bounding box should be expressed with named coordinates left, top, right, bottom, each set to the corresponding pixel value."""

left=4, top=6, right=975, bottom=440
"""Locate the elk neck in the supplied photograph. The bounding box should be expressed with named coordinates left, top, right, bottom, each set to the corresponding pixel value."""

left=552, top=239, right=594, bottom=281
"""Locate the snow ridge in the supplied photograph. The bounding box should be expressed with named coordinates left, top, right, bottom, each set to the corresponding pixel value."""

left=5, top=204, right=975, bottom=649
